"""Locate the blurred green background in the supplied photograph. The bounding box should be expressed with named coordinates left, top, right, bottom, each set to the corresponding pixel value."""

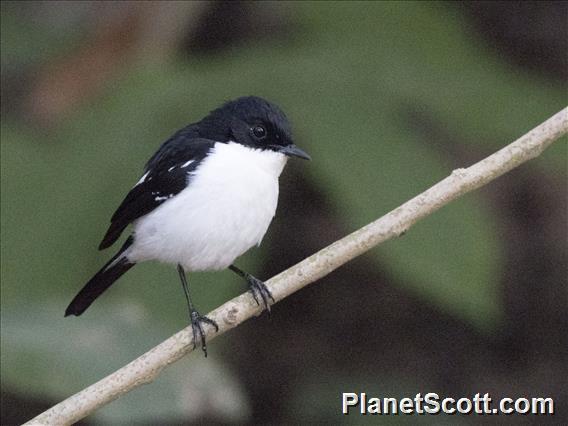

left=1, top=1, right=566, bottom=424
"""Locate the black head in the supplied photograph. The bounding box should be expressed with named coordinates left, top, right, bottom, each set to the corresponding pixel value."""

left=198, top=96, right=310, bottom=160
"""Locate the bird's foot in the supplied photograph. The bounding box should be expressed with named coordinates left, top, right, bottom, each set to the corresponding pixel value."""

left=247, top=275, right=275, bottom=313
left=189, top=310, right=219, bottom=357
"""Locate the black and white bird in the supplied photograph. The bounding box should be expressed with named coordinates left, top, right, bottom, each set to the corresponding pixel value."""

left=65, top=96, right=310, bottom=355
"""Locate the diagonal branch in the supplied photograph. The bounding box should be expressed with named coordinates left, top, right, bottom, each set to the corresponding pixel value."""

left=26, top=107, right=567, bottom=425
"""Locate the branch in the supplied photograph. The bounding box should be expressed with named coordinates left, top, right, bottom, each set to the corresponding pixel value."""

left=26, top=108, right=567, bottom=425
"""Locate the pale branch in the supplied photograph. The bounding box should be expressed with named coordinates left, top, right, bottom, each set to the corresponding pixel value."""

left=26, top=107, right=567, bottom=425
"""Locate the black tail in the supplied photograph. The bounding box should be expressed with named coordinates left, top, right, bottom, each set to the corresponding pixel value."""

left=65, top=237, right=135, bottom=317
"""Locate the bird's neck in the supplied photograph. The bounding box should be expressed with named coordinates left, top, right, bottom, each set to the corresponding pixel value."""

left=219, top=141, right=288, bottom=178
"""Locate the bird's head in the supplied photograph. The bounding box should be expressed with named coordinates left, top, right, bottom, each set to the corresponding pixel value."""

left=199, top=96, right=311, bottom=160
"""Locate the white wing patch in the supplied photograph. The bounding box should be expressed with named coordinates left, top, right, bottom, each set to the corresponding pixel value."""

left=181, top=160, right=194, bottom=168
left=154, top=195, right=173, bottom=201
left=151, top=191, right=174, bottom=202
left=134, top=171, right=150, bottom=187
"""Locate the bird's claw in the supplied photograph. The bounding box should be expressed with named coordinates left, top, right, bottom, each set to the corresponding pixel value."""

left=247, top=276, right=275, bottom=313
left=190, top=310, right=219, bottom=357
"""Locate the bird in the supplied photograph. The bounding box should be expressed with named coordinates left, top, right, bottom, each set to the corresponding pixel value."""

left=65, top=96, right=310, bottom=356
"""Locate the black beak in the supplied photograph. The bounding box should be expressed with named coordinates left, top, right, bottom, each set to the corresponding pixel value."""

left=278, top=144, right=311, bottom=160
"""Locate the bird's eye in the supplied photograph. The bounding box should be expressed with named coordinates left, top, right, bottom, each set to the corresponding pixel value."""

left=252, top=125, right=267, bottom=140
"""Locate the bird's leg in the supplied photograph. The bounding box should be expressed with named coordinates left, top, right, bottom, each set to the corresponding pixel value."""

left=177, top=264, right=218, bottom=357
left=229, top=264, right=275, bottom=313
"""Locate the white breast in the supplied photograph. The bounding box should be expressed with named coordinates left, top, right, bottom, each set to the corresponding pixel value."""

left=127, top=142, right=287, bottom=271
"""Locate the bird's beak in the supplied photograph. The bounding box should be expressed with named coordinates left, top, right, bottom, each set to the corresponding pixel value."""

left=278, top=144, right=311, bottom=160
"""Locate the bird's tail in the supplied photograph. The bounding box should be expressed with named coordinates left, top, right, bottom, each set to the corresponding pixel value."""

left=65, top=237, right=135, bottom=317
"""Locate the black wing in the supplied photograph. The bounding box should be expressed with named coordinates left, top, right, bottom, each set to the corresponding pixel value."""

left=98, top=136, right=215, bottom=250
